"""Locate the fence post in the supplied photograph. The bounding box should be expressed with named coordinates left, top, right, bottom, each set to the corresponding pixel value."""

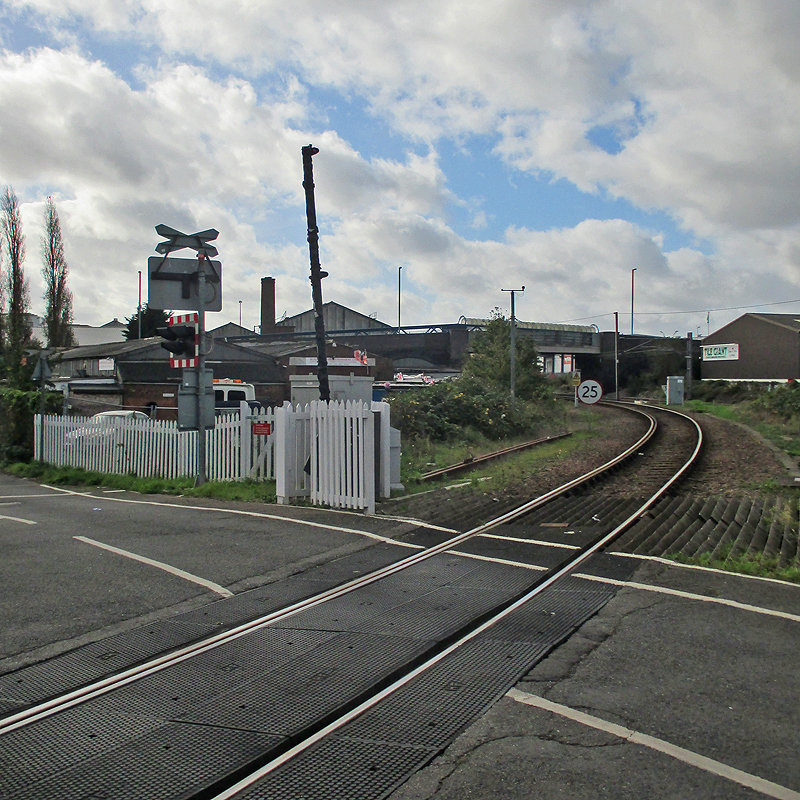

left=375, top=402, right=391, bottom=499
left=239, top=400, right=251, bottom=480
left=363, top=400, right=376, bottom=514
left=275, top=402, right=289, bottom=504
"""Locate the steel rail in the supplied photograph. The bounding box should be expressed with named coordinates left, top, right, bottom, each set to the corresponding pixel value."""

left=0, top=404, right=660, bottom=737
left=211, top=402, right=704, bottom=799
left=418, top=432, right=573, bottom=481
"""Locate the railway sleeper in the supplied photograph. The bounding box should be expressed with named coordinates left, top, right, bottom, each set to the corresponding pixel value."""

left=778, top=521, right=799, bottom=569
left=665, top=515, right=708, bottom=556
left=647, top=498, right=709, bottom=556
left=678, top=517, right=719, bottom=558
left=763, top=502, right=787, bottom=561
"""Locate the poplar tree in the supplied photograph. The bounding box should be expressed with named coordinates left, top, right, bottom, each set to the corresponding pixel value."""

left=1, top=186, right=31, bottom=385
left=41, top=197, right=75, bottom=348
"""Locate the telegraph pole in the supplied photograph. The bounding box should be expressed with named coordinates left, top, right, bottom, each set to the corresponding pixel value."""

left=502, top=286, right=525, bottom=398
left=302, top=145, right=330, bottom=402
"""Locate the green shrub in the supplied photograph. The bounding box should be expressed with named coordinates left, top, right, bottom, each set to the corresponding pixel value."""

left=387, top=376, right=560, bottom=443
left=0, top=387, right=62, bottom=464
left=753, top=382, right=800, bottom=419
left=692, top=380, right=765, bottom=404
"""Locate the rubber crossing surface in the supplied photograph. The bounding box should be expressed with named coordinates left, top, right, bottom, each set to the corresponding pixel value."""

left=0, top=535, right=634, bottom=799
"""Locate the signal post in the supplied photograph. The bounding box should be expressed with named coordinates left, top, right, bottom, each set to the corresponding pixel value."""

left=149, top=226, right=222, bottom=485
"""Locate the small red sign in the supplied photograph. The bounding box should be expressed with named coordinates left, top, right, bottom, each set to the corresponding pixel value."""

left=252, top=422, right=272, bottom=436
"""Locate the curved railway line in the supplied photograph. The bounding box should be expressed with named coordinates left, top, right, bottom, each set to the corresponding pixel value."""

left=1, top=400, right=791, bottom=800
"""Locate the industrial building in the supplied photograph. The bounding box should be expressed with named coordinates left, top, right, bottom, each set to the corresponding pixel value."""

left=701, top=314, right=800, bottom=382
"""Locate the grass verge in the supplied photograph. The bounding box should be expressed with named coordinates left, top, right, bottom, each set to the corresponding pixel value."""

left=685, top=398, right=800, bottom=460
left=4, top=462, right=277, bottom=504
left=668, top=550, right=800, bottom=584
left=397, top=429, right=593, bottom=498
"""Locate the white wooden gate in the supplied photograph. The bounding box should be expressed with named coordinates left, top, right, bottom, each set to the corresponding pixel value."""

left=238, top=403, right=277, bottom=480
left=275, top=400, right=391, bottom=514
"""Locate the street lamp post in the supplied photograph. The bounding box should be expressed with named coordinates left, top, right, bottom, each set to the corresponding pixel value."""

left=502, top=286, right=525, bottom=398
left=137, top=271, right=142, bottom=339
left=239, top=300, right=242, bottom=327
left=615, top=311, right=619, bottom=400
left=630, top=268, right=637, bottom=335
left=398, top=265, right=402, bottom=329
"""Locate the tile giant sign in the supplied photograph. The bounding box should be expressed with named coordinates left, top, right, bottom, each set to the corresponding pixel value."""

left=702, top=343, right=739, bottom=361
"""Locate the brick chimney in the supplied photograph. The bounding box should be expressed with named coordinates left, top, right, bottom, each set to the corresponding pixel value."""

left=260, top=277, right=276, bottom=333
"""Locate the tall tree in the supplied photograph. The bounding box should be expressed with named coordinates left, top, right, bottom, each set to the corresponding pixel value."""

left=1, top=186, right=31, bottom=385
left=461, top=309, right=545, bottom=400
left=0, top=242, right=5, bottom=369
left=41, top=197, right=75, bottom=348
left=123, top=304, right=170, bottom=340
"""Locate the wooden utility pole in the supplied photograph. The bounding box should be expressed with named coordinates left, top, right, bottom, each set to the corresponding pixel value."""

left=302, top=145, right=330, bottom=402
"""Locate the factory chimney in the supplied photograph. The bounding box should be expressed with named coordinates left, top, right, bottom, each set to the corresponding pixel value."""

left=260, top=277, right=276, bottom=333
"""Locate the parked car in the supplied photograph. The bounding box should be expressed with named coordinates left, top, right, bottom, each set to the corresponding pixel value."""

left=91, top=411, right=150, bottom=422
left=65, top=410, right=150, bottom=445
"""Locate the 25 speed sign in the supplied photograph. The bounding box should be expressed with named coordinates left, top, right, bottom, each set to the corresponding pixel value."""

left=577, top=379, right=603, bottom=404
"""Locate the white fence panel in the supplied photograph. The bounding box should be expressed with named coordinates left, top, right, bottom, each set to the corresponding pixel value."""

left=275, top=402, right=311, bottom=503
left=36, top=412, right=249, bottom=482
left=277, top=400, right=375, bottom=513
left=239, top=403, right=277, bottom=480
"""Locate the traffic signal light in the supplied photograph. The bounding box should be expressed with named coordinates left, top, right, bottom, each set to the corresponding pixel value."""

left=157, top=324, right=194, bottom=355
left=158, top=314, right=199, bottom=368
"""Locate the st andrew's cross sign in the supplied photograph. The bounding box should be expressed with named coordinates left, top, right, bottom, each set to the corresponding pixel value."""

left=148, top=226, right=223, bottom=312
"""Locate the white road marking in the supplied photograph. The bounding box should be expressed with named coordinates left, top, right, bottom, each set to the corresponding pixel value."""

left=612, top=551, right=800, bottom=589
left=365, top=514, right=459, bottom=534
left=507, top=689, right=800, bottom=800
left=0, top=513, right=37, bottom=525
left=73, top=536, right=234, bottom=597
left=450, top=550, right=547, bottom=571
left=480, top=532, right=579, bottom=550
left=0, top=493, right=67, bottom=499
left=42, top=484, right=422, bottom=548
left=575, top=574, right=800, bottom=623
left=438, top=548, right=800, bottom=623
left=471, top=532, right=800, bottom=590
left=0, top=502, right=20, bottom=506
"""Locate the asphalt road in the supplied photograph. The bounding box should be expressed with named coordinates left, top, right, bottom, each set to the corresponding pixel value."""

left=3, top=470, right=798, bottom=799
left=0, top=472, right=419, bottom=670
left=387, top=558, right=800, bottom=800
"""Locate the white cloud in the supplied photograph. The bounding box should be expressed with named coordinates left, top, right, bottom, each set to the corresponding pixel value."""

left=3, top=1, right=800, bottom=335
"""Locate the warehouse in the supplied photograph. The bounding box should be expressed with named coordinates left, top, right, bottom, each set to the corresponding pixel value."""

left=701, top=313, right=800, bottom=381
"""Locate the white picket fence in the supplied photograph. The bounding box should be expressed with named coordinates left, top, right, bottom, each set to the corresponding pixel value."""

left=34, top=409, right=269, bottom=482
left=34, top=400, right=391, bottom=513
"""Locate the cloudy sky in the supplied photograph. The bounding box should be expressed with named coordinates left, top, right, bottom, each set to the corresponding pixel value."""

left=1, top=0, right=799, bottom=336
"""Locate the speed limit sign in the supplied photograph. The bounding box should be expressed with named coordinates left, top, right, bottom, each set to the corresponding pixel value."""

left=578, top=379, right=603, bottom=404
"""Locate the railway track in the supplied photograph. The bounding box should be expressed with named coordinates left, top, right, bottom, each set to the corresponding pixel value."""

left=0, top=402, right=705, bottom=799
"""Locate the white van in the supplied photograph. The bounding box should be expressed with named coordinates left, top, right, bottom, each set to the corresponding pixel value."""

left=213, top=379, right=261, bottom=412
